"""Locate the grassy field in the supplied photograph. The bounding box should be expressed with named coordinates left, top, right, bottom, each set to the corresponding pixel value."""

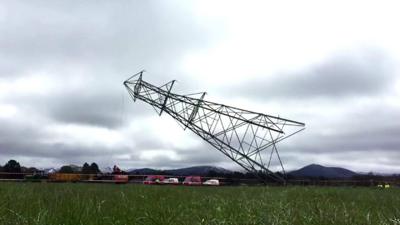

left=0, top=182, right=399, bottom=225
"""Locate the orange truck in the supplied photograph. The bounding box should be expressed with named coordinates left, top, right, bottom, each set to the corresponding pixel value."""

left=48, top=173, right=81, bottom=182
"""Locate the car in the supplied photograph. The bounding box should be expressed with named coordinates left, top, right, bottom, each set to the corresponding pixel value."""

left=162, top=177, right=179, bottom=185
left=143, top=175, right=165, bottom=185
left=203, top=179, right=220, bottom=186
left=183, top=176, right=202, bottom=186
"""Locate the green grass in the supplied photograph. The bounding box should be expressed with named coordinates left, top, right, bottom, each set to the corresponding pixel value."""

left=0, top=182, right=399, bottom=225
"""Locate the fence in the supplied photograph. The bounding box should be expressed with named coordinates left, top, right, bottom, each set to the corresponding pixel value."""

left=0, top=172, right=399, bottom=187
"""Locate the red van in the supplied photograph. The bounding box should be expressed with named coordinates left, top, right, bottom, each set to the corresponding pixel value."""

left=183, top=176, right=202, bottom=186
left=143, top=175, right=165, bottom=185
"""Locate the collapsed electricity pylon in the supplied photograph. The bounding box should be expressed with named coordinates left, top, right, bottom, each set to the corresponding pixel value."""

left=124, top=71, right=305, bottom=183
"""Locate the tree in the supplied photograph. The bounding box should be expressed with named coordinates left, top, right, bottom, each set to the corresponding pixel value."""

left=3, top=159, right=21, bottom=173
left=113, top=165, right=121, bottom=174
left=81, top=162, right=100, bottom=174
left=90, top=163, right=100, bottom=174
left=81, top=162, right=90, bottom=174
left=59, top=165, right=74, bottom=174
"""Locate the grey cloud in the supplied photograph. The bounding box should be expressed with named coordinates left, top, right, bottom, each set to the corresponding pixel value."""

left=0, top=118, right=128, bottom=157
left=0, top=125, right=136, bottom=169
left=318, top=106, right=399, bottom=152
left=275, top=104, right=400, bottom=172
left=177, top=146, right=232, bottom=166
left=0, top=0, right=218, bottom=128
left=134, top=145, right=232, bottom=169
left=0, top=120, right=47, bottom=149
left=44, top=90, right=146, bottom=128
left=236, top=49, right=394, bottom=100
left=0, top=1, right=214, bottom=78
left=2, top=83, right=148, bottom=129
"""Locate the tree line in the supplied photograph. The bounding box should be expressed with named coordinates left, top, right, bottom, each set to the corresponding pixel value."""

left=1, top=159, right=399, bottom=185
left=0, top=159, right=100, bottom=178
left=58, top=162, right=100, bottom=174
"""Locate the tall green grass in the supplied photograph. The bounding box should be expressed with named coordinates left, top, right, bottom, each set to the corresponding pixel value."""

left=0, top=182, right=399, bottom=225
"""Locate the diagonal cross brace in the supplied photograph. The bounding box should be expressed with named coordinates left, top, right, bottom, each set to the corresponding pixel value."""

left=159, top=80, right=176, bottom=116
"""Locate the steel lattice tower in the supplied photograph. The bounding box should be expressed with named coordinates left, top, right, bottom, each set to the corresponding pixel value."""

left=124, top=71, right=305, bottom=183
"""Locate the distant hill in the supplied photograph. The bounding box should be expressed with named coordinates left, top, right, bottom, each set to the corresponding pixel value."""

left=129, top=168, right=160, bottom=175
left=289, top=164, right=357, bottom=179
left=129, top=164, right=359, bottom=179
left=166, top=166, right=232, bottom=176
left=129, top=166, right=232, bottom=176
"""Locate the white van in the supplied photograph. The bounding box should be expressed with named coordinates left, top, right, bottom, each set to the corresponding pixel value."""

left=203, top=179, right=220, bottom=186
left=162, top=177, right=179, bottom=184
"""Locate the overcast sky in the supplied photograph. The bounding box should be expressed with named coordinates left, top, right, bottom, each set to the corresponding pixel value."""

left=1, top=1, right=400, bottom=173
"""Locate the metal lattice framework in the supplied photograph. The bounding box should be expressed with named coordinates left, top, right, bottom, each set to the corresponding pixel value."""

left=124, top=71, right=305, bottom=183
